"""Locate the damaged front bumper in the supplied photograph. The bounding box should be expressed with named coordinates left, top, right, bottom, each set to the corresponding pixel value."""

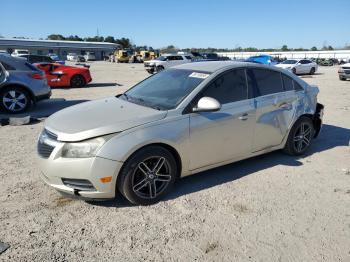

left=313, top=103, right=324, bottom=138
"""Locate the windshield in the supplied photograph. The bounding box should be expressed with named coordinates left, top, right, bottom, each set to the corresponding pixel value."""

left=121, top=69, right=209, bottom=110
left=155, top=56, right=167, bottom=61
left=282, top=59, right=298, bottom=64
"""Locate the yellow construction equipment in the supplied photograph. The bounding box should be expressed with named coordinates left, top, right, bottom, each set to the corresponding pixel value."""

left=115, top=50, right=132, bottom=63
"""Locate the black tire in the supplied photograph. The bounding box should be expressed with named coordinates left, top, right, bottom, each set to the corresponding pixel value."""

left=0, top=86, right=31, bottom=113
left=117, top=146, right=177, bottom=205
left=283, top=116, right=314, bottom=156
left=156, top=66, right=164, bottom=73
left=292, top=68, right=297, bottom=75
left=70, top=75, right=86, bottom=88
left=309, top=67, right=315, bottom=75
left=339, top=76, right=346, bottom=81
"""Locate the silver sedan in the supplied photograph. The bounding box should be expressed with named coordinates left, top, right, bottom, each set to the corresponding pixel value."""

left=37, top=61, right=324, bottom=205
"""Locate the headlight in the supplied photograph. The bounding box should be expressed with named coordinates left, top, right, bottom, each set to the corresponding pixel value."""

left=338, top=68, right=344, bottom=73
left=62, top=136, right=111, bottom=158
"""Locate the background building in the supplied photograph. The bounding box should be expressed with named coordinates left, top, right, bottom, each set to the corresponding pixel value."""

left=0, top=38, right=120, bottom=60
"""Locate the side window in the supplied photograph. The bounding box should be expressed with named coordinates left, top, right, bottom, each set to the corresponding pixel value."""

left=293, top=81, right=303, bottom=91
left=167, top=56, right=175, bottom=61
left=1, top=62, right=16, bottom=70
left=185, top=56, right=192, bottom=60
left=248, top=69, right=283, bottom=96
left=176, top=56, right=184, bottom=60
left=43, top=56, right=51, bottom=62
left=300, top=60, right=310, bottom=64
left=282, top=74, right=294, bottom=91
left=202, top=69, right=248, bottom=104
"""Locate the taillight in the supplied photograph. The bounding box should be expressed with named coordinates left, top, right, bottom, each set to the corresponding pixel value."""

left=30, top=73, right=44, bottom=79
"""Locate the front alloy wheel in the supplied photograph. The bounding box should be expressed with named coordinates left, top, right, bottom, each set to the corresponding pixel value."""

left=132, top=157, right=172, bottom=199
left=0, top=87, right=30, bottom=113
left=118, top=146, right=177, bottom=205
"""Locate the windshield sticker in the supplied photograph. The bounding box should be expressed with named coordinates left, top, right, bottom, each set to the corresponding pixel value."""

left=189, top=72, right=209, bottom=79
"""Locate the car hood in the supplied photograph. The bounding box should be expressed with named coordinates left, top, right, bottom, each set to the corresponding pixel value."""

left=341, top=63, right=350, bottom=67
left=45, top=97, right=167, bottom=142
left=275, top=64, right=295, bottom=68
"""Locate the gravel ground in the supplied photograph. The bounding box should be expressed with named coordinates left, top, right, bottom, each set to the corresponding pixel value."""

left=0, top=62, right=349, bottom=262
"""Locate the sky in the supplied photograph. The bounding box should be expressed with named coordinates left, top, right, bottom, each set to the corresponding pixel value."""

left=1, top=0, right=349, bottom=49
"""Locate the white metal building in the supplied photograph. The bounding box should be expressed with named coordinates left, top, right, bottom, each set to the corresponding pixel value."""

left=218, top=50, right=350, bottom=60
left=0, top=38, right=120, bottom=60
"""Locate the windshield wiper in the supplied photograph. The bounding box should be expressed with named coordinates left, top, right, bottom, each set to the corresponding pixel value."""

left=127, top=96, right=162, bottom=111
left=120, top=93, right=129, bottom=100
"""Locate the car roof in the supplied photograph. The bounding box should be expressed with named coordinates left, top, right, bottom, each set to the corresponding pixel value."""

left=0, top=53, right=38, bottom=71
left=173, top=61, right=277, bottom=73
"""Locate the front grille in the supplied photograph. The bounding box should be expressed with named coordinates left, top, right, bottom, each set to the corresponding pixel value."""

left=37, top=142, right=55, bottom=158
left=37, top=129, right=58, bottom=158
left=62, top=178, right=96, bottom=191
left=45, top=129, right=58, bottom=140
left=342, top=67, right=350, bottom=70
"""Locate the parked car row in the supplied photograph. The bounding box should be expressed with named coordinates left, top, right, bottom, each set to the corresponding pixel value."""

left=67, top=52, right=95, bottom=62
left=0, top=54, right=51, bottom=113
left=0, top=54, right=92, bottom=113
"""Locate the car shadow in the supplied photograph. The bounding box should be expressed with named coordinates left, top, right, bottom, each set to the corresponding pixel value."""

left=0, top=98, right=88, bottom=120
left=87, top=82, right=122, bottom=88
left=89, top=124, right=350, bottom=208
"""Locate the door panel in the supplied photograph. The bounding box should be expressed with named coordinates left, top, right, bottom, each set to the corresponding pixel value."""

left=253, top=92, right=297, bottom=151
left=189, top=99, right=255, bottom=170
left=247, top=68, right=297, bottom=152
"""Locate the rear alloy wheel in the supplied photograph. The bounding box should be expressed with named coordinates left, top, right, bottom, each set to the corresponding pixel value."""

left=283, top=116, right=314, bottom=155
left=0, top=87, right=31, bottom=113
left=309, top=67, right=315, bottom=75
left=70, top=75, right=86, bottom=88
left=118, top=146, right=177, bottom=205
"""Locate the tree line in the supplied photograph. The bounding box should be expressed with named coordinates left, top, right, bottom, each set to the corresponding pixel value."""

left=47, top=34, right=133, bottom=49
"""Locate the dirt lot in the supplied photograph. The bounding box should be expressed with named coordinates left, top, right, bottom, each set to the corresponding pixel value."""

left=0, top=62, right=349, bottom=262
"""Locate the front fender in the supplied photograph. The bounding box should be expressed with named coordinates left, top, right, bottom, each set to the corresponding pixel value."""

left=97, top=115, right=191, bottom=176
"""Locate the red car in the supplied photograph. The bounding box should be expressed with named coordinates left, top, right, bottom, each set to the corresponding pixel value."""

left=35, top=63, right=92, bottom=88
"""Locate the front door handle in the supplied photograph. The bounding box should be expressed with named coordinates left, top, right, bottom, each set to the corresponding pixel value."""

left=238, top=113, right=249, bottom=120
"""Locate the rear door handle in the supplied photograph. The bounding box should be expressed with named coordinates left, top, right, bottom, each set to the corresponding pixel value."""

left=238, top=113, right=249, bottom=120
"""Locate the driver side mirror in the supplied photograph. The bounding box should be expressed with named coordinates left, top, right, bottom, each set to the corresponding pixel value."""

left=192, top=97, right=221, bottom=113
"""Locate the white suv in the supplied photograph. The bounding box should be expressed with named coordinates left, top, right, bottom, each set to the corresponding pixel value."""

left=144, top=54, right=192, bottom=74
